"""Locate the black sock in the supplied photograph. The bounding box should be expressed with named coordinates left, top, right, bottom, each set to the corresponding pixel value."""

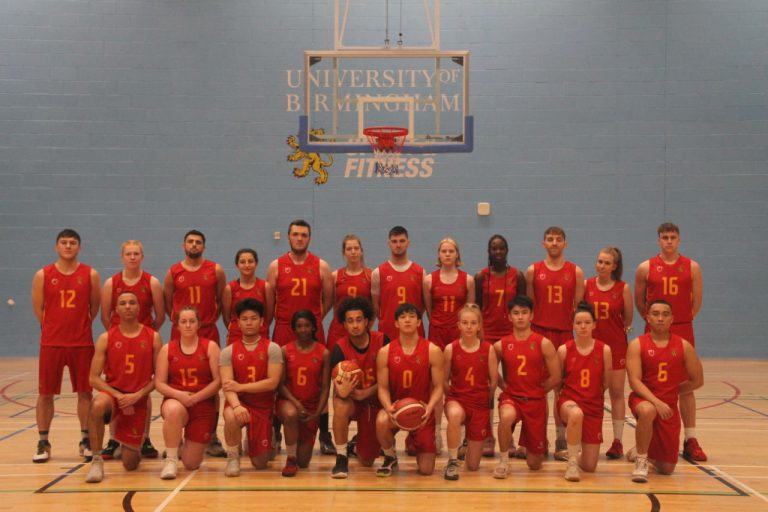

left=319, top=412, right=329, bottom=435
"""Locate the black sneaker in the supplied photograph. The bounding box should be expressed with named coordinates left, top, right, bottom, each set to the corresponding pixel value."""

left=331, top=454, right=349, bottom=479
left=319, top=431, right=337, bottom=455
left=33, top=440, right=51, bottom=463
left=347, top=435, right=358, bottom=458
left=141, top=438, right=159, bottom=459
left=101, top=439, right=120, bottom=460
left=376, top=455, right=399, bottom=477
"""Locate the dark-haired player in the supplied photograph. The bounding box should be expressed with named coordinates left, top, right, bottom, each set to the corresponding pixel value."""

left=222, top=248, right=273, bottom=344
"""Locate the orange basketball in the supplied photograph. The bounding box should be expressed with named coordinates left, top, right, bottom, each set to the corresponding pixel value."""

left=392, top=397, right=427, bottom=431
left=332, top=360, right=364, bottom=388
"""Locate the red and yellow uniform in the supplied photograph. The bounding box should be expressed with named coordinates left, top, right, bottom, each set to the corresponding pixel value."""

left=273, top=253, right=324, bottom=346
left=327, top=268, right=372, bottom=349
left=226, top=278, right=269, bottom=344
left=645, top=255, right=695, bottom=344
left=109, top=271, right=154, bottom=327
left=387, top=338, right=434, bottom=453
left=557, top=339, right=606, bottom=444
left=531, top=261, right=577, bottom=347
left=478, top=266, right=519, bottom=343
left=279, top=341, right=326, bottom=444
left=446, top=340, right=492, bottom=441
left=585, top=278, right=628, bottom=369
left=428, top=270, right=469, bottom=349
left=169, top=260, right=220, bottom=343
left=378, top=262, right=425, bottom=341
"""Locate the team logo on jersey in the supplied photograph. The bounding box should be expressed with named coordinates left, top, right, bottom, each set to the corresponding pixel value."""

left=199, top=355, right=207, bottom=361
left=677, top=266, right=684, bottom=273
left=307, top=268, right=314, bottom=274
left=312, top=357, right=319, bottom=364
left=538, top=274, right=547, bottom=280
left=620, top=358, right=626, bottom=367
left=172, top=356, right=179, bottom=363
left=288, top=354, right=296, bottom=362
left=115, top=341, right=123, bottom=349
left=671, top=350, right=677, bottom=357
left=258, top=352, right=265, bottom=360
left=386, top=275, right=393, bottom=282
left=237, top=353, right=245, bottom=361
left=284, top=267, right=292, bottom=274
left=648, top=350, right=655, bottom=357
left=415, top=356, right=422, bottom=365
left=479, top=355, right=486, bottom=363
left=141, top=287, right=147, bottom=294
left=564, top=274, right=571, bottom=282
left=611, top=293, right=619, bottom=300
left=656, top=266, right=664, bottom=273
left=394, top=356, right=401, bottom=364
left=262, top=438, right=269, bottom=447
left=51, top=278, right=59, bottom=285
left=178, top=276, right=185, bottom=283
left=507, top=344, right=514, bottom=351
left=530, top=343, right=535, bottom=351
left=203, top=274, right=209, bottom=281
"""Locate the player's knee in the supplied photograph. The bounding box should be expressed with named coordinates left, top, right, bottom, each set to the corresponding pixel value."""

left=359, top=458, right=374, bottom=467
left=580, top=461, right=597, bottom=473
left=657, top=462, right=676, bottom=475
left=250, top=456, right=268, bottom=470
left=123, top=458, right=140, bottom=471
left=417, top=464, right=435, bottom=476
left=527, top=455, right=543, bottom=470
left=567, top=407, right=584, bottom=424
left=466, top=460, right=480, bottom=471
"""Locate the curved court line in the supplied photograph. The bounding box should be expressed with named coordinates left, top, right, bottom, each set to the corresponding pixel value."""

left=647, top=493, right=661, bottom=512
left=122, top=490, right=136, bottom=512
left=0, top=380, right=76, bottom=416
left=697, top=381, right=741, bottom=411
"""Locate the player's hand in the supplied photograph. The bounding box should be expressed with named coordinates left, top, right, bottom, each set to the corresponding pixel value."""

left=654, top=400, right=673, bottom=420
left=118, top=392, right=140, bottom=409
left=122, top=405, right=135, bottom=416
left=179, top=392, right=196, bottom=408
left=335, top=375, right=356, bottom=398
left=222, top=379, right=241, bottom=393
left=233, top=404, right=250, bottom=424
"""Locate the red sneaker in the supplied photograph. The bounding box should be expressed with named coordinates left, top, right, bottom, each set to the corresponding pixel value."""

left=281, top=456, right=299, bottom=477
left=683, top=438, right=707, bottom=461
left=606, top=439, right=623, bottom=460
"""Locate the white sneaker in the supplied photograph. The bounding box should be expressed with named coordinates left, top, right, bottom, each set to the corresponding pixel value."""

left=492, top=462, right=509, bottom=479
left=225, top=455, right=240, bottom=477
left=632, top=457, right=649, bottom=483
left=160, top=458, right=178, bottom=480
left=564, top=458, right=580, bottom=482
left=85, top=458, right=104, bottom=483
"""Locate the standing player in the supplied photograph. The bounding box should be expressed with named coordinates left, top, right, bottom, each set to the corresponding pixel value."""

left=525, top=226, right=585, bottom=459
left=327, top=234, right=372, bottom=349
left=330, top=297, right=388, bottom=479
left=375, top=303, right=444, bottom=476
left=100, top=239, right=164, bottom=460
left=277, top=310, right=331, bottom=476
left=371, top=226, right=426, bottom=342
left=154, top=307, right=222, bottom=479
left=442, top=304, right=498, bottom=480
left=220, top=298, right=283, bottom=476
left=31, top=228, right=100, bottom=463
left=556, top=303, right=612, bottom=482
left=474, top=234, right=525, bottom=458
left=584, top=247, right=633, bottom=459
left=163, top=229, right=226, bottom=455
left=494, top=296, right=561, bottom=478
left=84, top=291, right=162, bottom=483
left=222, top=248, right=273, bottom=345
left=266, top=219, right=334, bottom=453
left=626, top=300, right=703, bottom=482
left=634, top=222, right=706, bottom=461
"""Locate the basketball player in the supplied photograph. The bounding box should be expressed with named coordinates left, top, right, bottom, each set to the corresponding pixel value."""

left=556, top=303, right=612, bottom=482
left=442, top=304, right=498, bottom=480
left=266, top=219, right=334, bottom=454
left=494, top=296, right=561, bottom=478
left=31, top=228, right=100, bottom=463
left=584, top=247, right=633, bottom=459
left=220, top=298, right=283, bottom=476
left=330, top=297, right=388, bottom=478
left=163, top=229, right=226, bottom=455
left=222, top=248, right=273, bottom=345
left=375, top=303, right=444, bottom=476
left=84, top=291, right=162, bottom=483
left=277, top=310, right=331, bottom=476
left=327, top=234, right=372, bottom=350
left=626, top=300, right=703, bottom=482
left=100, top=240, right=164, bottom=459
left=634, top=222, right=706, bottom=461
left=474, top=234, right=525, bottom=458
left=525, top=226, right=584, bottom=459
left=371, top=226, right=426, bottom=342
left=155, top=307, right=222, bottom=479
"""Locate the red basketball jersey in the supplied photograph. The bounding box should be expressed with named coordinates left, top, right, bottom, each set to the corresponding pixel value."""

left=646, top=255, right=694, bottom=323
left=231, top=339, right=275, bottom=410
left=170, top=260, right=220, bottom=330
left=104, top=325, right=156, bottom=393
left=283, top=341, right=326, bottom=409
left=41, top=263, right=94, bottom=347
left=167, top=337, right=215, bottom=394
left=110, top=271, right=154, bottom=327
left=387, top=338, right=431, bottom=403
left=274, top=252, right=323, bottom=329
left=585, top=278, right=627, bottom=350
left=226, top=278, right=270, bottom=342
left=429, top=270, right=468, bottom=329
left=560, top=339, right=606, bottom=416
left=634, top=334, right=688, bottom=405
left=377, top=261, right=425, bottom=341
left=447, top=340, right=492, bottom=409
left=336, top=331, right=386, bottom=394
left=499, top=332, right=547, bottom=399
left=478, top=266, right=519, bottom=342
left=327, top=268, right=372, bottom=345
left=531, top=261, right=577, bottom=331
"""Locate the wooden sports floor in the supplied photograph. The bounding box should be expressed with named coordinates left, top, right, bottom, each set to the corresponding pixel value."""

left=1, top=359, right=765, bottom=512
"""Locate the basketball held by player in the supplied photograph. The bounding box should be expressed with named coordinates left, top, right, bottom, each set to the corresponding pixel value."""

left=327, top=234, right=373, bottom=350
left=222, top=248, right=273, bottom=345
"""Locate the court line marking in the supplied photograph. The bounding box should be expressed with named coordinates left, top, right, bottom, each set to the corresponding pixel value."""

left=153, top=467, right=198, bottom=512
left=122, top=490, right=136, bottom=512
left=0, top=422, right=37, bottom=443
left=647, top=493, right=660, bottom=512
left=0, top=381, right=77, bottom=417
left=709, top=465, right=768, bottom=504
left=728, top=401, right=768, bottom=419
left=34, top=463, right=84, bottom=493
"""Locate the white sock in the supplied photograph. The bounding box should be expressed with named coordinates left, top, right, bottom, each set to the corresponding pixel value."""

left=224, top=443, right=239, bottom=458
left=684, top=428, right=696, bottom=440
left=613, top=420, right=624, bottom=440
left=286, top=443, right=297, bottom=457
left=383, top=447, right=396, bottom=458
left=335, top=443, right=348, bottom=456
left=165, top=447, right=179, bottom=460
left=567, top=443, right=580, bottom=459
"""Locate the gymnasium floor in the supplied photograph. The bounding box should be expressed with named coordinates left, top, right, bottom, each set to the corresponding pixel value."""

left=1, top=358, right=765, bottom=511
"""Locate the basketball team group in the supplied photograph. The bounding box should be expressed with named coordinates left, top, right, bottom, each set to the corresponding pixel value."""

left=31, top=220, right=704, bottom=486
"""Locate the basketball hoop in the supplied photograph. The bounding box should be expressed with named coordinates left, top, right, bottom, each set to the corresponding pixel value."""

left=363, top=126, right=409, bottom=176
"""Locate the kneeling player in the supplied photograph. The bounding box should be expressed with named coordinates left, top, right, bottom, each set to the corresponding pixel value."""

left=375, top=303, right=444, bottom=476
left=220, top=298, right=283, bottom=476
left=494, top=296, right=561, bottom=477
left=443, top=304, right=498, bottom=480
left=556, top=302, right=612, bottom=482
left=330, top=297, right=387, bottom=478
left=277, top=310, right=330, bottom=476
left=627, top=300, right=703, bottom=483
left=85, top=291, right=162, bottom=483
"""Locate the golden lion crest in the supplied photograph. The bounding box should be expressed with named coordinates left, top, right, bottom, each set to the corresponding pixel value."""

left=287, top=129, right=333, bottom=185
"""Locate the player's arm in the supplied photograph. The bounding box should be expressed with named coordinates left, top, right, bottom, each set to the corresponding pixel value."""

left=691, top=260, right=703, bottom=319
left=263, top=280, right=275, bottom=330
left=516, top=270, right=527, bottom=299
left=31, top=269, right=45, bottom=324
left=556, top=344, right=567, bottom=392
left=424, top=342, right=445, bottom=418
left=465, top=274, right=476, bottom=307
left=573, top=265, right=585, bottom=304
left=473, top=271, right=484, bottom=308
left=89, top=268, right=101, bottom=322
left=162, top=269, right=174, bottom=321
left=154, top=344, right=193, bottom=406
left=100, top=277, right=114, bottom=329
left=311, top=349, right=332, bottom=421
left=493, top=341, right=507, bottom=393
left=626, top=337, right=672, bottom=419
left=679, top=340, right=704, bottom=395
left=219, top=358, right=250, bottom=424
left=422, top=273, right=433, bottom=319
left=622, top=282, right=634, bottom=332
left=88, top=333, right=114, bottom=395
left=149, top=276, right=165, bottom=331
left=214, top=264, right=226, bottom=320
left=319, top=259, right=334, bottom=320
left=525, top=264, right=535, bottom=300
left=487, top=343, right=500, bottom=397
left=442, top=343, right=453, bottom=390
left=634, top=260, right=650, bottom=316
left=189, top=341, right=222, bottom=405
left=541, top=338, right=562, bottom=392
left=376, top=345, right=393, bottom=413
left=602, top=344, right=612, bottom=391
left=221, top=284, right=233, bottom=332
left=370, top=267, right=381, bottom=321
